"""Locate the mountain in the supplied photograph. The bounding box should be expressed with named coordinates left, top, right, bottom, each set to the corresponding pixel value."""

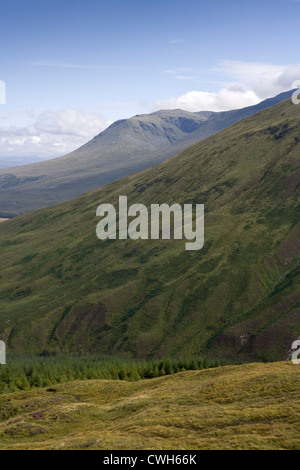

left=0, top=97, right=299, bottom=361
left=0, top=90, right=293, bottom=216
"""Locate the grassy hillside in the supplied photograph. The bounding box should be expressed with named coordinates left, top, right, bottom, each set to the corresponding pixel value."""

left=0, top=98, right=299, bottom=360
left=0, top=91, right=292, bottom=216
left=0, top=362, right=299, bottom=450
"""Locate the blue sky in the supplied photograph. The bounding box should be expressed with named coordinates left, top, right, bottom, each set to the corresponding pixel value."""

left=0, top=0, right=300, bottom=161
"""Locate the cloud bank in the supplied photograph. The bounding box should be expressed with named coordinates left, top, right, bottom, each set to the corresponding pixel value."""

left=0, top=109, right=111, bottom=162
left=155, top=61, right=300, bottom=112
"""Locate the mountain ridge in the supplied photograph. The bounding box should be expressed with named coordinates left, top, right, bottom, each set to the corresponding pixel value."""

left=0, top=90, right=294, bottom=216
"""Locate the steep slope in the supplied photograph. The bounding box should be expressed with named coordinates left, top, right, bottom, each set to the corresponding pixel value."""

left=0, top=98, right=299, bottom=360
left=0, top=363, right=299, bottom=450
left=0, top=90, right=293, bottom=216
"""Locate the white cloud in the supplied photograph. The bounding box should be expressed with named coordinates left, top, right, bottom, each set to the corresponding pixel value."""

left=155, top=60, right=300, bottom=112
left=216, top=60, right=300, bottom=99
left=155, top=87, right=260, bottom=112
left=168, top=39, right=185, bottom=44
left=31, top=60, right=117, bottom=70
left=0, top=108, right=110, bottom=160
left=175, top=75, right=195, bottom=80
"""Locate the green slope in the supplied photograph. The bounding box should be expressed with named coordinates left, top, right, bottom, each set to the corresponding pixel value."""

left=0, top=98, right=299, bottom=360
left=0, top=362, right=299, bottom=450
left=0, top=91, right=293, bottom=216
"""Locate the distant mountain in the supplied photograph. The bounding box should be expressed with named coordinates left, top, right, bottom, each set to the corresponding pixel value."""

left=0, top=90, right=294, bottom=216
left=0, top=97, right=299, bottom=361
left=0, top=155, right=47, bottom=169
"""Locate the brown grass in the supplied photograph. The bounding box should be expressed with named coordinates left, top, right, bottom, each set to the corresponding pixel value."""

left=0, top=362, right=299, bottom=450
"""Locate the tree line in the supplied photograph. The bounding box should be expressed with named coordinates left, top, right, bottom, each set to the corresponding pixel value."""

left=0, top=354, right=235, bottom=393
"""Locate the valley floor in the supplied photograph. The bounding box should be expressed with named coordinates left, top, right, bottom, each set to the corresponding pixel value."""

left=0, top=362, right=299, bottom=450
